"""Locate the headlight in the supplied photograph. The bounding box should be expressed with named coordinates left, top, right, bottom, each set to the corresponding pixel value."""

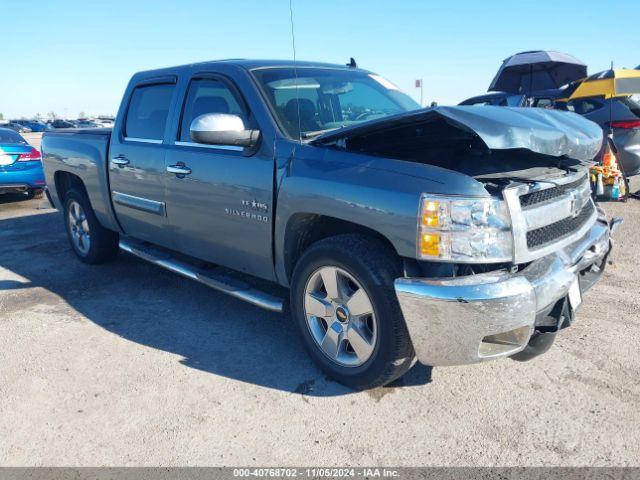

left=418, top=194, right=513, bottom=263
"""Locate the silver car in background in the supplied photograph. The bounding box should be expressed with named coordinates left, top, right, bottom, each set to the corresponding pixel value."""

left=558, top=94, right=640, bottom=177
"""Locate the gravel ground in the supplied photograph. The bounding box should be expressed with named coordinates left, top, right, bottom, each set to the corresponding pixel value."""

left=0, top=190, right=639, bottom=467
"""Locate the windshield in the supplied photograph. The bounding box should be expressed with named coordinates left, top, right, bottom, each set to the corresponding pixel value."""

left=252, top=67, right=421, bottom=139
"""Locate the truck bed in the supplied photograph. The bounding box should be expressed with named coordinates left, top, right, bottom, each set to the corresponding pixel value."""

left=41, top=128, right=120, bottom=232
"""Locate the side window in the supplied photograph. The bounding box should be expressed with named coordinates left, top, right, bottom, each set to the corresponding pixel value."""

left=567, top=98, right=604, bottom=115
left=179, top=78, right=247, bottom=142
left=505, top=95, right=524, bottom=107
left=534, top=98, right=553, bottom=109
left=125, top=83, right=175, bottom=140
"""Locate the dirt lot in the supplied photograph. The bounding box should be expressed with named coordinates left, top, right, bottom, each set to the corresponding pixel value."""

left=1, top=182, right=639, bottom=465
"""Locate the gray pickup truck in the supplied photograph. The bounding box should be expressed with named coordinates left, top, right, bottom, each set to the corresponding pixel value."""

left=42, top=59, right=620, bottom=389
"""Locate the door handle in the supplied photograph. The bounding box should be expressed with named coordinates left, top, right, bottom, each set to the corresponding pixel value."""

left=167, top=164, right=192, bottom=175
left=111, top=155, right=130, bottom=167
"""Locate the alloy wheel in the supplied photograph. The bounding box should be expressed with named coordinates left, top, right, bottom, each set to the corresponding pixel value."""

left=67, top=200, right=91, bottom=256
left=303, top=266, right=377, bottom=367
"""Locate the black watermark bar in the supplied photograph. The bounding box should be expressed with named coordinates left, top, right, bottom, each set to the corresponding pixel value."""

left=0, top=468, right=639, bottom=480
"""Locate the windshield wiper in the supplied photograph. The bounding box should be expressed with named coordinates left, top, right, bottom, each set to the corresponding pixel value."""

left=301, top=127, right=342, bottom=139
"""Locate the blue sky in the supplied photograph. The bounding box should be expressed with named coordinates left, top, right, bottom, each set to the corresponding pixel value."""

left=1, top=0, right=637, bottom=119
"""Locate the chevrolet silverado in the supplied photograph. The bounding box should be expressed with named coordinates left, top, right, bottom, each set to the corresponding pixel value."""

left=41, top=60, right=620, bottom=389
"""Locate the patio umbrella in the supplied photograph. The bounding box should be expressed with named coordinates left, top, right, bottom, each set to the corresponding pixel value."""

left=568, top=69, right=640, bottom=100
left=489, top=50, right=587, bottom=94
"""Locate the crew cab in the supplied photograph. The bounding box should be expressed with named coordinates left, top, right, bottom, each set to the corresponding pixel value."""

left=42, top=60, right=619, bottom=389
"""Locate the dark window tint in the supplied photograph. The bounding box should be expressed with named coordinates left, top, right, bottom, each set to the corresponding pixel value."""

left=504, top=95, right=524, bottom=107
left=125, top=83, right=175, bottom=140
left=566, top=98, right=604, bottom=115
left=0, top=129, right=26, bottom=143
left=618, top=94, right=640, bottom=117
left=179, top=78, right=246, bottom=142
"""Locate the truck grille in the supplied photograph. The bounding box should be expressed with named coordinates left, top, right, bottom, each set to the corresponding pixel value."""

left=503, top=171, right=597, bottom=263
left=526, top=201, right=595, bottom=249
left=519, top=177, right=586, bottom=208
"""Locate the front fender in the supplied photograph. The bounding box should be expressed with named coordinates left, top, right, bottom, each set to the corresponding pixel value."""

left=273, top=145, right=485, bottom=286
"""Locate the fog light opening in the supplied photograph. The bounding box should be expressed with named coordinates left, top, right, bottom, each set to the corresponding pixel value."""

left=479, top=325, right=532, bottom=358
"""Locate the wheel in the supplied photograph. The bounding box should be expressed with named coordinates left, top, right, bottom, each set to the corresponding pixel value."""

left=24, top=189, right=39, bottom=200
left=290, top=234, right=415, bottom=390
left=30, top=188, right=44, bottom=199
left=63, top=188, right=119, bottom=264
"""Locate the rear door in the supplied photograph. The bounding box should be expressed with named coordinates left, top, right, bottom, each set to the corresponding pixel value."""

left=163, top=72, right=275, bottom=280
left=108, top=77, right=177, bottom=247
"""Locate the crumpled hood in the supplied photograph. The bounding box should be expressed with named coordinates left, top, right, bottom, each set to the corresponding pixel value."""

left=312, top=106, right=603, bottom=162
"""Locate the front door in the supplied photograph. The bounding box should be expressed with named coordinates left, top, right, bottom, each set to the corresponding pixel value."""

left=109, top=80, right=175, bottom=247
left=163, top=74, right=275, bottom=280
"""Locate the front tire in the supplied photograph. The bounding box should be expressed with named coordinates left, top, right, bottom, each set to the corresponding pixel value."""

left=63, top=188, right=119, bottom=264
left=290, top=234, right=415, bottom=390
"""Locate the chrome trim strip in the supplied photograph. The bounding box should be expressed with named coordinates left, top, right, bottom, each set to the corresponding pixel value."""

left=112, top=191, right=166, bottom=216
left=119, top=239, right=284, bottom=312
left=174, top=141, right=243, bottom=152
left=124, top=137, right=163, bottom=144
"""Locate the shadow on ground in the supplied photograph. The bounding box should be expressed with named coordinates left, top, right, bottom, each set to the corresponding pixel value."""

left=0, top=192, right=35, bottom=205
left=0, top=209, right=432, bottom=396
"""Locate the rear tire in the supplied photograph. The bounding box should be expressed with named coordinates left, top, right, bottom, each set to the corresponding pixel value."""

left=26, top=188, right=44, bottom=200
left=63, top=188, right=119, bottom=264
left=290, top=234, right=415, bottom=390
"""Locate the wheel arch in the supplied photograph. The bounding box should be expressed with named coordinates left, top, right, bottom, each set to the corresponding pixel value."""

left=53, top=170, right=121, bottom=233
left=54, top=171, right=87, bottom=206
left=281, top=213, right=400, bottom=284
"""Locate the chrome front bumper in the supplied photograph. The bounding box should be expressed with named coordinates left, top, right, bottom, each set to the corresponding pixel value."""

left=395, top=213, right=616, bottom=366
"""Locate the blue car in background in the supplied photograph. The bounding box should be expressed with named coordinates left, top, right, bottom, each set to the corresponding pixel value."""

left=12, top=119, right=52, bottom=132
left=0, top=128, right=46, bottom=199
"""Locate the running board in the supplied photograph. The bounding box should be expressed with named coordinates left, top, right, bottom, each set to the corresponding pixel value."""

left=119, top=239, right=284, bottom=312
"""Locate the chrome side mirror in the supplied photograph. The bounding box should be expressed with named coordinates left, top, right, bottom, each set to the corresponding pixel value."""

left=190, top=113, right=260, bottom=148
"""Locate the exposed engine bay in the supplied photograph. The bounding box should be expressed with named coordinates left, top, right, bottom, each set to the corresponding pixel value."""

left=313, top=105, right=603, bottom=187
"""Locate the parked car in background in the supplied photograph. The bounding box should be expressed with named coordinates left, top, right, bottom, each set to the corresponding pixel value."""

left=2, top=122, right=32, bottom=133
left=554, top=69, right=640, bottom=177
left=555, top=95, right=640, bottom=176
left=0, top=128, right=45, bottom=199
left=93, top=117, right=115, bottom=128
left=75, top=119, right=100, bottom=128
left=460, top=88, right=563, bottom=108
left=11, top=119, right=52, bottom=132
left=459, top=92, right=525, bottom=107
left=50, top=119, right=77, bottom=129
left=42, top=59, right=616, bottom=389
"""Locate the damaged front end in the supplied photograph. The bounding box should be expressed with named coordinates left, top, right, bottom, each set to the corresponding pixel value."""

left=312, top=105, right=604, bottom=180
left=315, top=106, right=619, bottom=366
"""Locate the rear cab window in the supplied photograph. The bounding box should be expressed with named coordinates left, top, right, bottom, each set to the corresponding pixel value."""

left=124, top=82, right=175, bottom=141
